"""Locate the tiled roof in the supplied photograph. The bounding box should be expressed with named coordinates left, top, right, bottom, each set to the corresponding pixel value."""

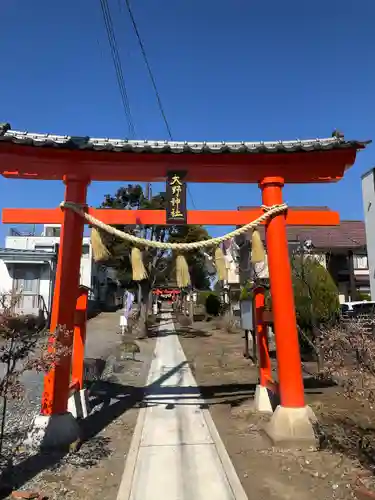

left=238, top=205, right=332, bottom=212
left=0, top=123, right=370, bottom=154
left=253, top=220, right=367, bottom=249
left=238, top=206, right=367, bottom=249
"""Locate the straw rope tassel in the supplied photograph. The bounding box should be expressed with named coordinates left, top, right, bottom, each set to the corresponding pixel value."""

left=215, top=247, right=228, bottom=281
left=251, top=229, right=266, bottom=263
left=131, top=247, right=147, bottom=281
left=176, top=255, right=191, bottom=288
left=91, top=227, right=111, bottom=262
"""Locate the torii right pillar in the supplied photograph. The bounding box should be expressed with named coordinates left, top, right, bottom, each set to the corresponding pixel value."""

left=260, top=176, right=317, bottom=447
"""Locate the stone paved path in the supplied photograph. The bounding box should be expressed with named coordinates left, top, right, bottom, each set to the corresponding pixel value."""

left=116, top=312, right=248, bottom=500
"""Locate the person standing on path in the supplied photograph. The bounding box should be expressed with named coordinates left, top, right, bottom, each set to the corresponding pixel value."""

left=120, top=289, right=135, bottom=334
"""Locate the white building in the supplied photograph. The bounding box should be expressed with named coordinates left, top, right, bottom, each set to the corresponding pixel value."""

left=362, top=168, right=375, bottom=300
left=0, top=224, right=122, bottom=320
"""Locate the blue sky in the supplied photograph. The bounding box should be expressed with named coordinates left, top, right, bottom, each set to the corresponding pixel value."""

left=1, top=0, right=374, bottom=241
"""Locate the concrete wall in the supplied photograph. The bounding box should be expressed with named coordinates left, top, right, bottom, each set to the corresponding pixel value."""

left=0, top=260, right=13, bottom=293
left=80, top=244, right=92, bottom=290
left=337, top=282, right=348, bottom=304
left=39, top=264, right=52, bottom=310
left=362, top=169, right=375, bottom=299
left=6, top=235, right=57, bottom=251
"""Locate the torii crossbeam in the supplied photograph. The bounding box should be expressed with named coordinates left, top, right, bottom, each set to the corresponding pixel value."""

left=2, top=207, right=340, bottom=226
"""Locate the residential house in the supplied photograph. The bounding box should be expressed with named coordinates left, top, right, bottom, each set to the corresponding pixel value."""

left=233, top=207, right=369, bottom=304
left=0, top=224, right=123, bottom=320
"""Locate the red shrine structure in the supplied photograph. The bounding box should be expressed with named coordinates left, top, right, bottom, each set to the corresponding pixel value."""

left=153, top=287, right=180, bottom=301
left=0, top=122, right=369, bottom=445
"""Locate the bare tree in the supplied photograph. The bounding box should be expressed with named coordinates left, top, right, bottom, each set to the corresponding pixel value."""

left=319, top=317, right=375, bottom=406
left=0, top=292, right=71, bottom=472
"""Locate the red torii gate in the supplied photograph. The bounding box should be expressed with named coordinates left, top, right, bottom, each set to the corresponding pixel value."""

left=0, top=124, right=369, bottom=445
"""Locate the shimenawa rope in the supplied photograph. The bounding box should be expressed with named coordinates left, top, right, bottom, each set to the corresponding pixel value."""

left=60, top=201, right=288, bottom=250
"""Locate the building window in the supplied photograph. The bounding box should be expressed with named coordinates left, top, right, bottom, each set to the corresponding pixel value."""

left=45, top=227, right=61, bottom=237
left=82, top=245, right=90, bottom=255
left=353, top=255, right=368, bottom=269
left=13, top=266, right=40, bottom=293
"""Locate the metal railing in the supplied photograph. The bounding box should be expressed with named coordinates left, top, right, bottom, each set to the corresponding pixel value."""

left=9, top=227, right=36, bottom=237
left=3, top=293, right=49, bottom=320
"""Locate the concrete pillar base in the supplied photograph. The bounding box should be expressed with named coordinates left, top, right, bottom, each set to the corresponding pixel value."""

left=68, top=388, right=90, bottom=419
left=254, top=385, right=273, bottom=413
left=24, top=413, right=81, bottom=450
left=264, top=405, right=318, bottom=448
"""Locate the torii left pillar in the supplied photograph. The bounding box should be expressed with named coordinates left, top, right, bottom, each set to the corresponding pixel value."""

left=27, top=177, right=89, bottom=449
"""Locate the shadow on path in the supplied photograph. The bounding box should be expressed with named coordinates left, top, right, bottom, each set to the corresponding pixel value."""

left=1, top=372, right=257, bottom=496
left=0, top=361, right=185, bottom=497
left=149, top=327, right=212, bottom=338
left=147, top=319, right=212, bottom=339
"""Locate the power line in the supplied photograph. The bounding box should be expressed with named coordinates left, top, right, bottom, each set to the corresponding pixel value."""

left=123, top=1, right=198, bottom=209
left=123, top=0, right=173, bottom=140
left=100, top=0, right=135, bottom=137
left=187, top=187, right=197, bottom=209
left=100, top=0, right=134, bottom=136
left=99, top=0, right=136, bottom=137
left=101, top=0, right=197, bottom=210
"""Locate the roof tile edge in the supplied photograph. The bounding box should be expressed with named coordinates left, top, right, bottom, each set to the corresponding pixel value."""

left=0, top=124, right=371, bottom=154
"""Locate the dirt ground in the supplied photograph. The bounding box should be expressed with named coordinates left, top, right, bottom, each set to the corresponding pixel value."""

left=5, top=313, right=375, bottom=499
left=178, top=319, right=375, bottom=500
left=1, top=334, right=156, bottom=500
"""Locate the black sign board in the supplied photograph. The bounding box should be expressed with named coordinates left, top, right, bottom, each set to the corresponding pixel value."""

left=166, top=171, right=187, bottom=225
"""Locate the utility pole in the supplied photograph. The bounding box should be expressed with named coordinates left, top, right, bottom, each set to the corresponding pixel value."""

left=145, top=182, right=151, bottom=201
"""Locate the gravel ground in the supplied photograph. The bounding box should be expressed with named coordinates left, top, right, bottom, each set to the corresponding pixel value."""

left=0, top=310, right=149, bottom=498
left=1, top=312, right=125, bottom=442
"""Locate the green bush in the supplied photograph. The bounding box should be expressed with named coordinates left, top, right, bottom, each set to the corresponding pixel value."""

left=292, top=256, right=340, bottom=332
left=205, top=293, right=221, bottom=316
left=240, top=281, right=253, bottom=301
left=240, top=282, right=272, bottom=310
left=197, top=290, right=215, bottom=306
left=358, top=292, right=371, bottom=301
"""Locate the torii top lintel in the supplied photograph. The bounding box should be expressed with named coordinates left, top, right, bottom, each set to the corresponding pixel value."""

left=0, top=124, right=370, bottom=184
